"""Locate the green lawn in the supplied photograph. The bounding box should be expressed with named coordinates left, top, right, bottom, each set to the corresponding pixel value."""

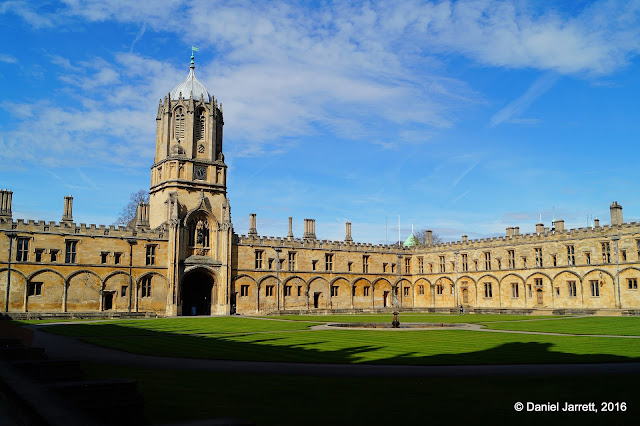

left=41, top=316, right=321, bottom=337
left=81, top=362, right=638, bottom=426
left=482, top=316, right=640, bottom=336
left=39, top=317, right=640, bottom=365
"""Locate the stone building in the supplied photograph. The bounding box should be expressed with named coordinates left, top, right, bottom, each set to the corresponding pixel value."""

left=1, top=57, right=639, bottom=317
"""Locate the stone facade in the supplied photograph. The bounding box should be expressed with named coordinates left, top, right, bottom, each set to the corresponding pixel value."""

left=1, top=58, right=639, bottom=317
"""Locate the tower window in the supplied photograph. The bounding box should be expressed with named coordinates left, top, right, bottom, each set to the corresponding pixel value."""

left=174, top=107, right=185, bottom=140
left=141, top=276, right=152, bottom=298
left=16, top=238, right=29, bottom=262
left=196, top=109, right=206, bottom=141
left=65, top=240, right=77, bottom=264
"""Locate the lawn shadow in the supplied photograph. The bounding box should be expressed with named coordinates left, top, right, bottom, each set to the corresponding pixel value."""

left=40, top=322, right=640, bottom=366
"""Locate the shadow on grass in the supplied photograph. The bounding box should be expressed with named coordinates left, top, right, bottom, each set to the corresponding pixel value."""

left=41, top=322, right=640, bottom=366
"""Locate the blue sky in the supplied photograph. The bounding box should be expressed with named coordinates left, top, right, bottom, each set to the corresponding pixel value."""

left=1, top=0, right=640, bottom=244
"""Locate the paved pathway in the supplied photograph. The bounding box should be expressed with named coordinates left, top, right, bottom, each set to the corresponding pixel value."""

left=27, top=324, right=640, bottom=378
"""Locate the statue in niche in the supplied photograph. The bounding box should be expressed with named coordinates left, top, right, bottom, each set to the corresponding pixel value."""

left=196, top=220, right=205, bottom=245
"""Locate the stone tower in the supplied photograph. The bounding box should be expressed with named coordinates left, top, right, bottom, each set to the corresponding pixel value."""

left=149, top=54, right=233, bottom=316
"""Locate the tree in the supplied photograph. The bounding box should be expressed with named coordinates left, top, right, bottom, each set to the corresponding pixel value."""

left=114, top=189, right=149, bottom=227
left=414, top=229, right=442, bottom=246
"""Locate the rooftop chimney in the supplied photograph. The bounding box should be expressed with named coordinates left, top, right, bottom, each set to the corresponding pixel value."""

left=303, top=218, right=316, bottom=240
left=0, top=189, right=12, bottom=222
left=62, top=196, right=73, bottom=224
left=345, top=221, right=353, bottom=242
left=248, top=213, right=258, bottom=236
left=610, top=202, right=623, bottom=226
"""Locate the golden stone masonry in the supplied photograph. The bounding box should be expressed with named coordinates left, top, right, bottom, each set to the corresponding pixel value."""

left=2, top=57, right=639, bottom=318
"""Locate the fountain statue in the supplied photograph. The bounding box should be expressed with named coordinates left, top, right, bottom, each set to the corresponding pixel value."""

left=392, top=291, right=400, bottom=328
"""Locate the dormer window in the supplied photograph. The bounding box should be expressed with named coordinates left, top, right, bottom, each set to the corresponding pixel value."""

left=174, top=107, right=185, bottom=140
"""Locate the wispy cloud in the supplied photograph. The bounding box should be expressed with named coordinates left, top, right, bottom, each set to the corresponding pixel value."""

left=451, top=162, right=478, bottom=187
left=0, top=54, right=17, bottom=63
left=489, top=73, right=559, bottom=127
left=129, top=22, right=146, bottom=53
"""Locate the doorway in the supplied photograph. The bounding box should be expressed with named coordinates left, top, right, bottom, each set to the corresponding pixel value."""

left=103, top=292, right=113, bottom=311
left=313, top=292, right=321, bottom=308
left=536, top=289, right=543, bottom=305
left=383, top=291, right=390, bottom=307
left=181, top=269, right=214, bottom=316
left=462, top=289, right=468, bottom=304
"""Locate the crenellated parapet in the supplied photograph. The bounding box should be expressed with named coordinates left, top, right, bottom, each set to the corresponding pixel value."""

left=1, top=218, right=168, bottom=240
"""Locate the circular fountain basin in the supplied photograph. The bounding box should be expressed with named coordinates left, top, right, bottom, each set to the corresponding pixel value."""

left=327, top=322, right=467, bottom=329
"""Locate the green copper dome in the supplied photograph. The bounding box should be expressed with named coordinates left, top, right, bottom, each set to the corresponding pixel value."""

left=403, top=233, right=419, bottom=248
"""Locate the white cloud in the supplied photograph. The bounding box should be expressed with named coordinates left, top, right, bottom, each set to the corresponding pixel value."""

left=490, top=73, right=558, bottom=127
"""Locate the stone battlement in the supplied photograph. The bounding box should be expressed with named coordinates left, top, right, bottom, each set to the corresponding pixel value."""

left=0, top=218, right=167, bottom=240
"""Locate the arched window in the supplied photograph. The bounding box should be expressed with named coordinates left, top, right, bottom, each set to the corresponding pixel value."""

left=174, top=107, right=185, bottom=140
left=195, top=109, right=206, bottom=141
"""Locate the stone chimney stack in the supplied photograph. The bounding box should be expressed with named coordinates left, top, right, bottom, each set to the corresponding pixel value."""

left=594, top=218, right=600, bottom=228
left=248, top=213, right=258, bottom=236
left=554, top=220, right=565, bottom=232
left=345, top=221, right=353, bottom=242
left=0, top=189, right=12, bottom=222
left=426, top=230, right=433, bottom=246
left=135, top=203, right=150, bottom=228
left=506, top=227, right=514, bottom=237
left=303, top=218, right=317, bottom=240
left=514, top=226, right=520, bottom=236
left=610, top=202, right=623, bottom=226
left=535, top=223, right=544, bottom=234
left=62, top=196, right=73, bottom=223
left=287, top=216, right=294, bottom=240
left=462, top=235, right=468, bottom=243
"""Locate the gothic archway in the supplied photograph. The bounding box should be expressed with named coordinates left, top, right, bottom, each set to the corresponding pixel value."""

left=181, top=268, right=215, bottom=316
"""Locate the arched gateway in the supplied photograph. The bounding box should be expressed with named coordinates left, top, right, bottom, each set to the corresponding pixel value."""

left=181, top=268, right=215, bottom=316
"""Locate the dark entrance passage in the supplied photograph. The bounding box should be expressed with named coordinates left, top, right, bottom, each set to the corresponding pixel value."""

left=181, top=269, right=214, bottom=316
left=103, top=292, right=113, bottom=311
left=313, top=292, right=321, bottom=308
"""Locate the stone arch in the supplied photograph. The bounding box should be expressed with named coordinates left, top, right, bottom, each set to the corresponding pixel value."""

left=456, top=275, right=477, bottom=307
left=525, top=272, right=553, bottom=308
left=373, top=278, right=392, bottom=309
left=66, top=269, right=102, bottom=312
left=352, top=277, right=373, bottom=309
left=330, top=277, right=351, bottom=309
left=25, top=269, right=66, bottom=313
left=395, top=278, right=413, bottom=307
left=26, top=268, right=64, bottom=283
left=413, top=277, right=431, bottom=308
left=498, top=273, right=525, bottom=308
left=552, top=270, right=584, bottom=309
left=619, top=267, right=640, bottom=308
left=233, top=275, right=259, bottom=314
left=308, top=276, right=330, bottom=309
left=282, top=276, right=307, bottom=310
left=552, top=270, right=582, bottom=283
left=257, top=274, right=278, bottom=288
left=102, top=271, right=133, bottom=312
left=181, top=266, right=216, bottom=316
left=476, top=274, right=500, bottom=308
left=0, top=268, right=27, bottom=312
left=582, top=269, right=616, bottom=309
left=65, top=269, right=102, bottom=285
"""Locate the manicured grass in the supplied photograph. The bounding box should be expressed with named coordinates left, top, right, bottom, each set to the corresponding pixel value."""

left=81, top=362, right=639, bottom=426
left=262, top=313, right=558, bottom=323
left=41, top=317, right=321, bottom=337
left=68, top=328, right=640, bottom=365
left=483, top=316, right=640, bottom=336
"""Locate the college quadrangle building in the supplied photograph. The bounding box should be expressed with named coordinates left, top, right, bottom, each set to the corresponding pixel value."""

left=1, top=56, right=639, bottom=318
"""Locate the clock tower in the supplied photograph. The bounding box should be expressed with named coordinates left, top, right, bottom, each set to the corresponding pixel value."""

left=149, top=54, right=233, bottom=316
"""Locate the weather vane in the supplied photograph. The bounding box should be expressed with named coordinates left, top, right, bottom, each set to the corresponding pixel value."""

left=191, top=46, right=199, bottom=57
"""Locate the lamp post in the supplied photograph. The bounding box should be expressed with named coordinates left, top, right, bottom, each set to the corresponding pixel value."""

left=612, top=236, right=621, bottom=309
left=4, top=232, right=17, bottom=313
left=454, top=250, right=459, bottom=307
